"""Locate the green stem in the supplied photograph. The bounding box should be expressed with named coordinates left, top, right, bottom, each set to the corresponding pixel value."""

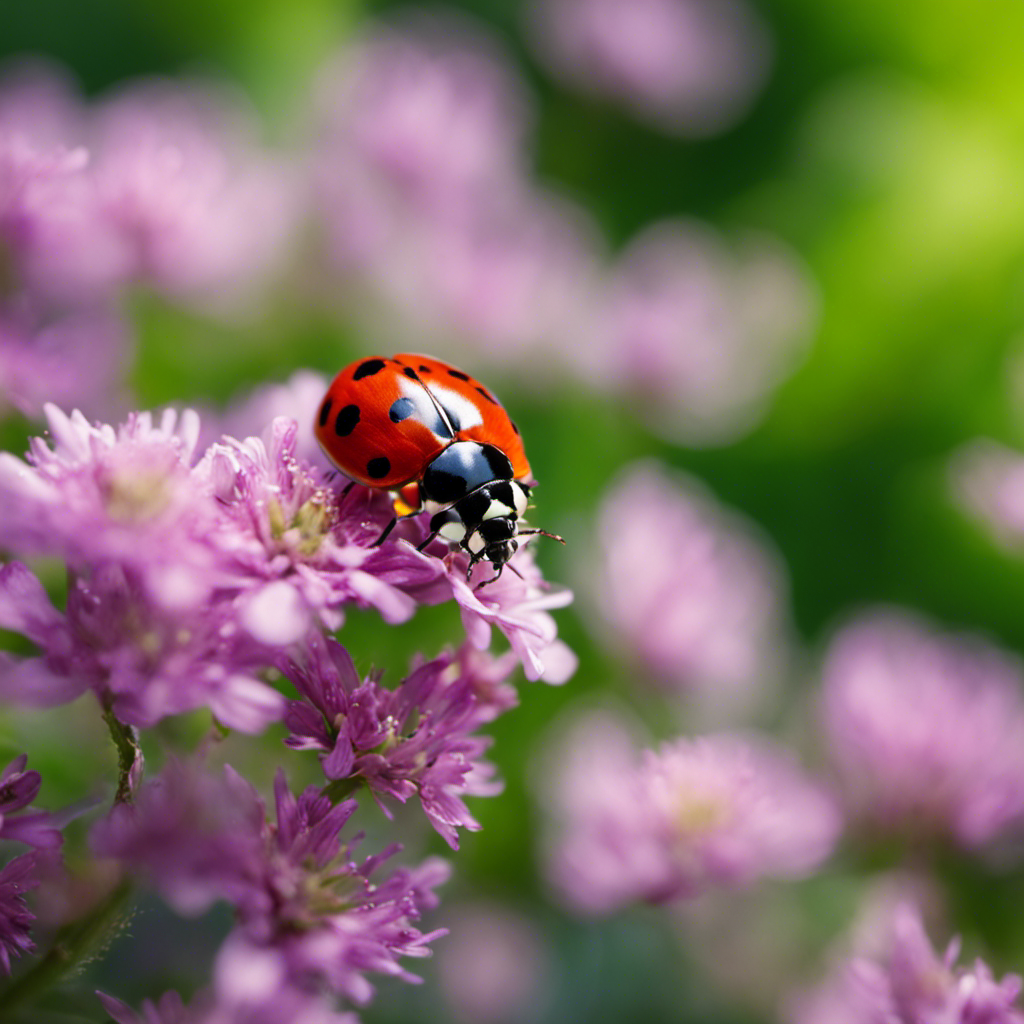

left=0, top=879, right=135, bottom=1016
left=101, top=707, right=143, bottom=806
left=321, top=777, right=362, bottom=804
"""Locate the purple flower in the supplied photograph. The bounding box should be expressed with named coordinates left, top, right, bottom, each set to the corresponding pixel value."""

left=786, top=901, right=1024, bottom=1024
left=0, top=853, right=41, bottom=975
left=539, top=712, right=840, bottom=914
left=93, top=761, right=449, bottom=1005
left=195, top=416, right=447, bottom=644
left=0, top=307, right=129, bottom=419
left=283, top=637, right=511, bottom=847
left=592, top=461, right=786, bottom=711
left=314, top=20, right=527, bottom=218
left=820, top=610, right=1024, bottom=848
left=0, top=63, right=124, bottom=304
left=218, top=371, right=332, bottom=472
left=0, top=755, right=62, bottom=850
left=312, top=22, right=599, bottom=364
left=578, top=221, right=816, bottom=443
left=437, top=545, right=577, bottom=684
left=87, top=79, right=300, bottom=309
left=951, top=439, right=1024, bottom=551
left=436, top=902, right=546, bottom=1023
left=525, top=0, right=772, bottom=136
left=0, top=560, right=284, bottom=730
left=97, top=986, right=361, bottom=1024
left=0, top=403, right=224, bottom=612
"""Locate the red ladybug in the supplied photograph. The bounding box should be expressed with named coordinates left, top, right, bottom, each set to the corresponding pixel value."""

left=315, top=354, right=560, bottom=580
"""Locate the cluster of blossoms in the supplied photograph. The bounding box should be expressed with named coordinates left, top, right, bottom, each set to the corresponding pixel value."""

left=787, top=900, right=1024, bottom=1024
left=0, top=63, right=299, bottom=418
left=0, top=756, right=62, bottom=973
left=0, top=394, right=573, bottom=1017
left=537, top=710, right=841, bottom=914
left=93, top=762, right=449, bottom=1019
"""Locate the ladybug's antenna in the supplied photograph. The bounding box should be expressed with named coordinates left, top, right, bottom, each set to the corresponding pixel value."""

left=518, top=527, right=566, bottom=545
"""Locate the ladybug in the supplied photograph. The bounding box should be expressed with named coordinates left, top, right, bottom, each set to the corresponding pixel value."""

left=315, top=354, right=561, bottom=582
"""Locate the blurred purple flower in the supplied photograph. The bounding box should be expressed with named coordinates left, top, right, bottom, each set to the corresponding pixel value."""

left=437, top=901, right=547, bottom=1024
left=539, top=712, right=840, bottom=914
left=0, top=64, right=125, bottom=304
left=94, top=762, right=449, bottom=1006
left=218, top=370, right=331, bottom=471
left=786, top=901, right=1024, bottom=1024
left=820, top=610, right=1024, bottom=849
left=525, top=0, right=772, bottom=136
left=592, top=461, right=786, bottom=709
left=0, top=853, right=41, bottom=975
left=0, top=560, right=284, bottom=730
left=0, top=307, right=129, bottom=419
left=283, top=636, right=511, bottom=848
left=951, top=439, right=1024, bottom=551
left=98, top=984, right=360, bottom=1024
left=578, top=222, right=816, bottom=443
left=88, top=79, right=299, bottom=309
left=312, top=22, right=599, bottom=364
left=314, top=21, right=527, bottom=217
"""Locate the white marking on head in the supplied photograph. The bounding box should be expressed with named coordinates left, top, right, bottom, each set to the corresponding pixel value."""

left=439, top=521, right=466, bottom=543
left=423, top=499, right=445, bottom=515
left=483, top=499, right=513, bottom=521
left=511, top=482, right=528, bottom=516
left=467, top=531, right=486, bottom=554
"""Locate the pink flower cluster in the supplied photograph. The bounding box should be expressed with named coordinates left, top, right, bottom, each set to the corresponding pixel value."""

left=0, top=396, right=574, bottom=1017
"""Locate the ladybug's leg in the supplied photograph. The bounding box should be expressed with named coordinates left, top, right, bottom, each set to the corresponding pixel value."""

left=416, top=530, right=438, bottom=552
left=474, top=562, right=505, bottom=591
left=371, top=518, right=398, bottom=547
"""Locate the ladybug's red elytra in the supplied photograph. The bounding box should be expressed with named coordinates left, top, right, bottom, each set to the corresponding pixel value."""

left=315, top=353, right=561, bottom=582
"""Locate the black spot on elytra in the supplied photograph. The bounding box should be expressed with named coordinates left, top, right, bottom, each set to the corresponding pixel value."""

left=334, top=404, right=360, bottom=437
left=476, top=386, right=497, bottom=404
left=403, top=366, right=418, bottom=380
left=419, top=364, right=432, bottom=373
left=448, top=369, right=470, bottom=381
left=367, top=456, right=391, bottom=479
left=318, top=398, right=332, bottom=427
left=389, top=397, right=415, bottom=423
left=353, top=359, right=385, bottom=380
left=510, top=421, right=520, bottom=436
